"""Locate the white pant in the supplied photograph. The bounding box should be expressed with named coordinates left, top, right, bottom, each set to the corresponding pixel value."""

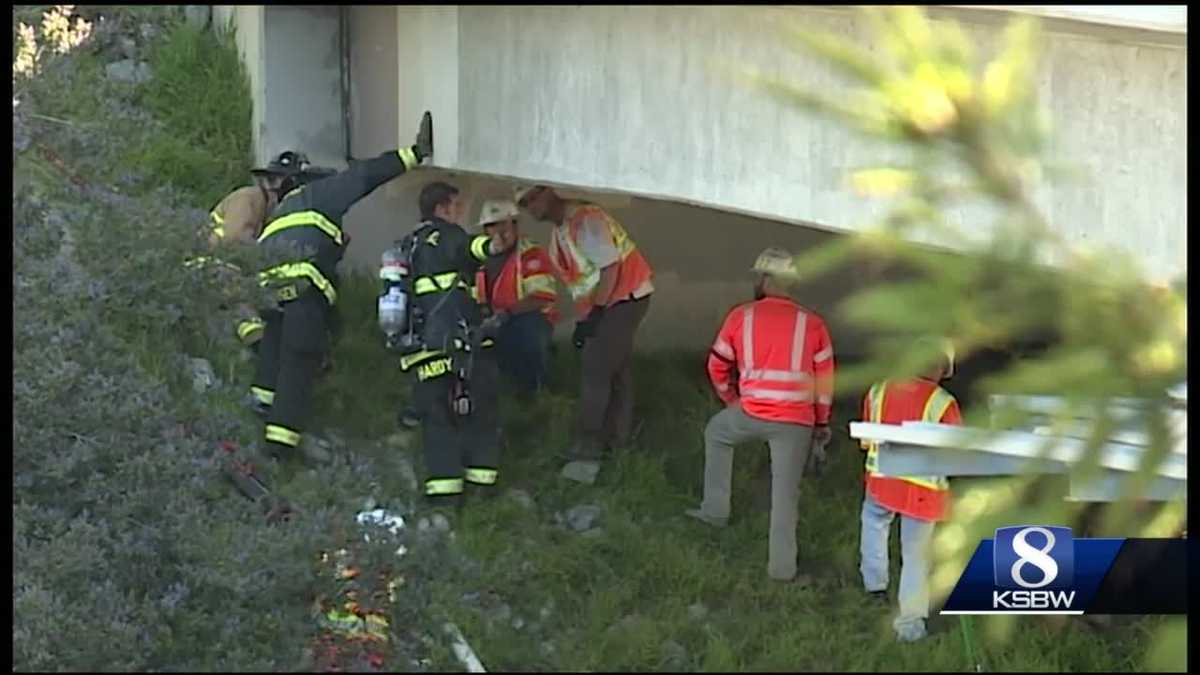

left=859, top=490, right=936, bottom=639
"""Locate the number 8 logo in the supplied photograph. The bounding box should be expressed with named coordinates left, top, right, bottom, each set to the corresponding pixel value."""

left=1010, top=526, right=1060, bottom=589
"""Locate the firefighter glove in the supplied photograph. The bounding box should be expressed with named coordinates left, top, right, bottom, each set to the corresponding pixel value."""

left=481, top=310, right=508, bottom=337
left=414, top=111, right=434, bottom=162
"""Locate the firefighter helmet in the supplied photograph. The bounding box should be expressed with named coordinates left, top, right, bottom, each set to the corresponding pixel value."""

left=252, top=150, right=310, bottom=178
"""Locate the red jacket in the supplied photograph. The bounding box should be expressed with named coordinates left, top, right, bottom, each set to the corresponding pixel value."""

left=706, top=296, right=835, bottom=426
left=473, top=238, right=560, bottom=324
left=861, top=378, right=963, bottom=522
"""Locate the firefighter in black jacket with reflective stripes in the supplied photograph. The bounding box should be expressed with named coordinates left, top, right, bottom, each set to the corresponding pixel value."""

left=398, top=181, right=503, bottom=505
left=252, top=113, right=434, bottom=463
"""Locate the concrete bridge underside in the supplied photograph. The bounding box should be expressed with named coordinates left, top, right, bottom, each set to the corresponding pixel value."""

left=213, top=5, right=1187, bottom=354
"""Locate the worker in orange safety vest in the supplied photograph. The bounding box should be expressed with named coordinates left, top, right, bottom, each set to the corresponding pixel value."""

left=685, top=247, right=835, bottom=584
left=472, top=198, right=560, bottom=395
left=515, top=185, right=654, bottom=463
left=858, top=337, right=962, bottom=643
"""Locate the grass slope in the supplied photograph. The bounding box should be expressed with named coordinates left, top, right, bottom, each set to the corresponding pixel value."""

left=303, top=274, right=1161, bottom=672
left=13, top=6, right=1172, bottom=671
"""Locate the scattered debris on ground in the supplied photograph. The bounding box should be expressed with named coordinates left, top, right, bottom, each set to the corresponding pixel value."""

left=560, top=460, right=601, bottom=484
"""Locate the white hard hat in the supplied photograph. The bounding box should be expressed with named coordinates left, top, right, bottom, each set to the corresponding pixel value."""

left=477, top=199, right=519, bottom=228
left=751, top=247, right=801, bottom=282
left=916, top=336, right=956, bottom=377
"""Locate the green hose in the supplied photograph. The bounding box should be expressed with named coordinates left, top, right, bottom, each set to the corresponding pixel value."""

left=959, top=615, right=984, bottom=672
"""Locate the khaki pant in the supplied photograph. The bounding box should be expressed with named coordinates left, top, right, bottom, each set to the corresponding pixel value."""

left=699, top=405, right=813, bottom=580
left=578, top=296, right=650, bottom=449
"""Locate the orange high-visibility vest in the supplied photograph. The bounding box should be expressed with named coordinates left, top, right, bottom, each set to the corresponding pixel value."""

left=548, top=202, right=653, bottom=318
left=473, top=237, right=560, bottom=324
left=861, top=378, right=962, bottom=522
left=706, top=296, right=835, bottom=426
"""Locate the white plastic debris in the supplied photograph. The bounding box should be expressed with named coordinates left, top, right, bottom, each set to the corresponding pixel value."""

left=443, top=622, right=487, bottom=673
left=356, top=508, right=405, bottom=534
left=355, top=509, right=408, bottom=557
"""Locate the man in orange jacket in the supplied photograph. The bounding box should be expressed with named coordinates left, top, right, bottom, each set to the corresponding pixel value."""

left=685, top=248, right=835, bottom=583
left=858, top=338, right=962, bottom=642
left=473, top=198, right=559, bottom=396
left=516, top=185, right=654, bottom=463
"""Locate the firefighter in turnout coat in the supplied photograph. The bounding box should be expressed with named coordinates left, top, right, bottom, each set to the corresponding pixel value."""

left=251, top=113, right=434, bottom=463
left=397, top=182, right=506, bottom=505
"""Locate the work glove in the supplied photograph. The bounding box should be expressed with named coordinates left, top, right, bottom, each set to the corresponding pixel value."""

left=413, top=110, right=434, bottom=162
left=572, top=306, right=605, bottom=348
left=807, top=424, right=832, bottom=477
left=480, top=310, right=508, bottom=337
left=814, top=424, right=832, bottom=446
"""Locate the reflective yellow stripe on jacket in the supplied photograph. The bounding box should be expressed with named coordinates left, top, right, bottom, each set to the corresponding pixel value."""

left=414, top=271, right=468, bottom=295
left=210, top=210, right=226, bottom=239
left=864, top=381, right=952, bottom=491
left=258, top=209, right=344, bottom=246
left=557, top=207, right=639, bottom=301
left=259, top=262, right=338, bottom=306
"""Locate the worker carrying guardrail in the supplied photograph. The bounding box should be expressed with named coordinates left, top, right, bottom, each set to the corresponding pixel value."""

left=515, top=184, right=654, bottom=464
left=858, top=337, right=961, bottom=643
left=250, top=112, right=434, bottom=465
left=684, top=247, right=835, bottom=584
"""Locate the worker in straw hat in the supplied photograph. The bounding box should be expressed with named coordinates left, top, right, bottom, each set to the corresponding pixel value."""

left=685, top=247, right=836, bottom=585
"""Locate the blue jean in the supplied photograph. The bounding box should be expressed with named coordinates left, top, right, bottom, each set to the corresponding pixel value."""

left=860, top=491, right=937, bottom=640
left=494, top=311, right=552, bottom=394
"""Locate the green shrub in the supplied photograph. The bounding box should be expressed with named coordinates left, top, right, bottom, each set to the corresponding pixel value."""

left=136, top=17, right=254, bottom=207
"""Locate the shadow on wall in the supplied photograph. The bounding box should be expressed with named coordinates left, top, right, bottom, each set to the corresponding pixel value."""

left=339, top=168, right=922, bottom=359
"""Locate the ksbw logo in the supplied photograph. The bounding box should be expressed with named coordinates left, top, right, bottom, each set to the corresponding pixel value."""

left=992, top=526, right=1076, bottom=611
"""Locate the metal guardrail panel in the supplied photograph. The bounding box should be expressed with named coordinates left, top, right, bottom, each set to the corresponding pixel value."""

left=850, top=388, right=1187, bottom=501
left=849, top=422, right=1186, bottom=480
left=1031, top=425, right=1188, bottom=457
left=1067, top=471, right=1187, bottom=503
left=874, top=442, right=1066, bottom=477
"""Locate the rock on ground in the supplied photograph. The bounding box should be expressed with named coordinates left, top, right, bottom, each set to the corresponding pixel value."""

left=564, top=504, right=603, bottom=532
left=687, top=602, right=708, bottom=621
left=385, top=429, right=418, bottom=450
left=560, top=460, right=600, bottom=485
left=186, top=356, right=216, bottom=393
left=505, top=488, right=535, bottom=509
left=417, top=513, right=451, bottom=534
left=487, top=603, right=512, bottom=624
left=118, top=36, right=137, bottom=59
left=661, top=639, right=688, bottom=668
left=105, top=59, right=152, bottom=85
